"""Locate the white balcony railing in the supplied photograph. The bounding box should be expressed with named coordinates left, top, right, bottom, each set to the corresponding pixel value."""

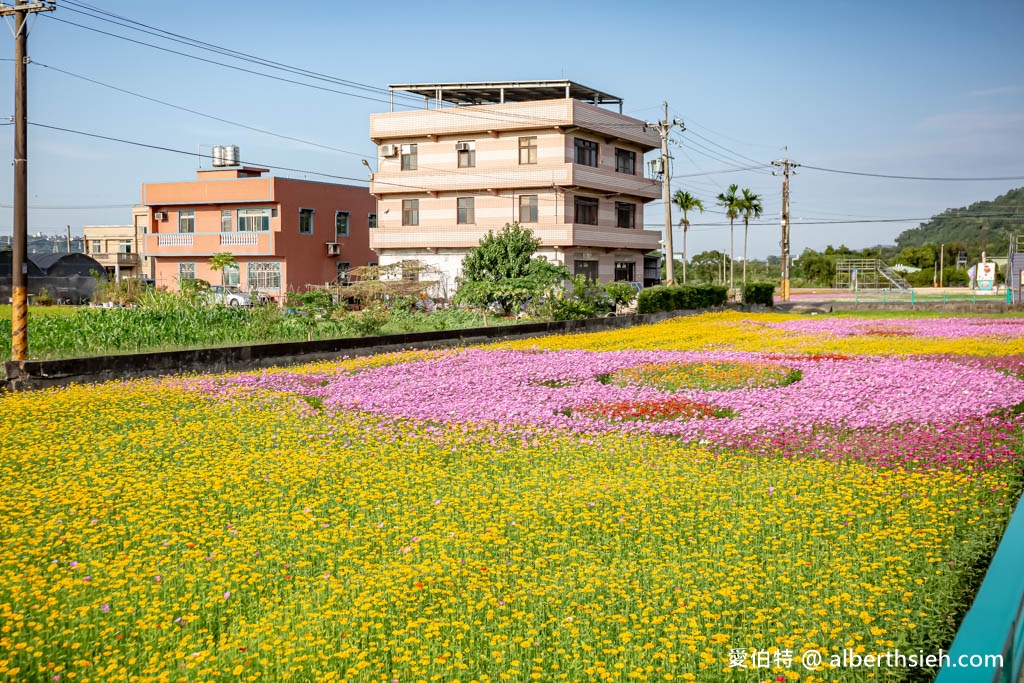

left=157, top=234, right=194, bottom=247
left=220, top=233, right=259, bottom=246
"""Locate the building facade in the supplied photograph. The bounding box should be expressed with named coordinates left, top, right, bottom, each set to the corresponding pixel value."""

left=142, top=166, right=377, bottom=299
left=368, top=81, right=664, bottom=294
left=82, top=224, right=148, bottom=281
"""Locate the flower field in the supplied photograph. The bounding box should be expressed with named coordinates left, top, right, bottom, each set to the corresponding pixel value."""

left=1, top=311, right=1022, bottom=682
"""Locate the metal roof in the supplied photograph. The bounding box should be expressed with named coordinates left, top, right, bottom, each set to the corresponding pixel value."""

left=388, top=80, right=623, bottom=109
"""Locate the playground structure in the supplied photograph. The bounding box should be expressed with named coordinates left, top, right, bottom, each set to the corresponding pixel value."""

left=834, top=259, right=911, bottom=291
left=1007, top=235, right=1024, bottom=304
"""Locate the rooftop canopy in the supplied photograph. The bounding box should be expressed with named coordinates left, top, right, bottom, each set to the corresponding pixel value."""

left=388, top=80, right=623, bottom=112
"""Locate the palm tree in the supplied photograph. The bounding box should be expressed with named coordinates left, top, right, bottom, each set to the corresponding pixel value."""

left=738, top=188, right=763, bottom=287
left=716, top=184, right=741, bottom=292
left=671, top=190, right=704, bottom=284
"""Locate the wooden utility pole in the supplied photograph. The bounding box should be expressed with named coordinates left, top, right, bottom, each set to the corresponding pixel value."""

left=646, top=103, right=683, bottom=284
left=772, top=149, right=798, bottom=302
left=2, top=1, right=55, bottom=361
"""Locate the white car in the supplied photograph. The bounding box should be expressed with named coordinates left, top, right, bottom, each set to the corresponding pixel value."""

left=205, top=285, right=252, bottom=306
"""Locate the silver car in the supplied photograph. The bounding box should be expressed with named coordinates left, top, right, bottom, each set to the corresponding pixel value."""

left=205, top=285, right=252, bottom=306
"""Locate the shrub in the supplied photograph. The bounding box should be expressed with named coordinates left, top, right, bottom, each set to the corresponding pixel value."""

left=743, top=282, right=775, bottom=307
left=638, top=284, right=727, bottom=314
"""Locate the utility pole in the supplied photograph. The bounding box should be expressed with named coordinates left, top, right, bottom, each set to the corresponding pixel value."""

left=65, top=224, right=71, bottom=254
left=939, top=243, right=945, bottom=288
left=772, top=148, right=798, bottom=302
left=2, top=1, right=55, bottom=362
left=646, top=103, right=683, bottom=284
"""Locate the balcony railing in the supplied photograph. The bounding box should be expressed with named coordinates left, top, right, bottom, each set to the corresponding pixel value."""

left=157, top=234, right=194, bottom=247
left=148, top=231, right=273, bottom=256
left=90, top=252, right=140, bottom=266
left=220, top=232, right=259, bottom=246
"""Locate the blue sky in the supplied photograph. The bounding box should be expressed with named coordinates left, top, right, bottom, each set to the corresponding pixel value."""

left=1, top=0, right=1022, bottom=258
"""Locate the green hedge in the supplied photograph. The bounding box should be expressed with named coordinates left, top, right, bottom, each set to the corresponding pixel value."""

left=637, top=285, right=728, bottom=314
left=742, top=282, right=775, bottom=306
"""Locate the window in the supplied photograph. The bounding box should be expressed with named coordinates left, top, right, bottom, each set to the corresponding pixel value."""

left=299, top=208, right=314, bottom=235
left=615, top=202, right=636, bottom=229
left=615, top=261, right=636, bottom=282
left=237, top=208, right=271, bottom=232
left=223, top=265, right=240, bottom=287
left=401, top=144, right=418, bottom=171
left=118, top=240, right=133, bottom=254
left=457, top=197, right=475, bottom=225
left=178, top=210, right=195, bottom=233
left=574, top=196, right=599, bottom=225
left=574, top=260, right=599, bottom=282
left=368, top=212, right=377, bottom=229
left=574, top=138, right=599, bottom=167
left=519, top=136, right=537, bottom=165
left=178, top=262, right=196, bottom=282
left=90, top=240, right=101, bottom=254
left=336, top=261, right=351, bottom=283
left=335, top=211, right=349, bottom=238
left=457, top=141, right=476, bottom=168
left=402, top=199, right=419, bottom=226
left=615, top=148, right=636, bottom=175
left=221, top=210, right=232, bottom=232
left=247, top=262, right=281, bottom=291
left=519, top=195, right=538, bottom=223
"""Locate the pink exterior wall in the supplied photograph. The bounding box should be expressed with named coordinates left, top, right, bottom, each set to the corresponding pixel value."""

left=143, top=171, right=377, bottom=297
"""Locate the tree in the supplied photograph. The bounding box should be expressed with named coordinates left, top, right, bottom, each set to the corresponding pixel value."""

left=460, top=223, right=540, bottom=284
left=209, top=252, right=238, bottom=289
left=716, top=184, right=742, bottom=292
left=738, top=188, right=763, bottom=287
left=689, top=250, right=730, bottom=285
left=672, top=190, right=704, bottom=284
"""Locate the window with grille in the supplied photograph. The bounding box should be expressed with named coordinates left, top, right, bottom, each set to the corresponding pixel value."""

left=178, top=262, right=196, bottom=281
left=574, top=196, right=599, bottom=225
left=402, top=199, right=419, bottom=226
left=336, top=261, right=351, bottom=283
left=299, top=208, right=314, bottom=235
left=247, top=262, right=282, bottom=291
left=237, top=208, right=271, bottom=232
left=615, top=261, right=635, bottom=282
left=221, top=210, right=232, bottom=232
left=519, top=195, right=538, bottom=223
left=615, top=202, right=636, bottom=229
left=178, top=210, right=195, bottom=233
left=574, top=260, right=599, bottom=282
left=615, top=148, right=636, bottom=175
left=457, top=197, right=475, bottom=225
left=574, top=138, right=598, bottom=167
left=335, top=211, right=349, bottom=237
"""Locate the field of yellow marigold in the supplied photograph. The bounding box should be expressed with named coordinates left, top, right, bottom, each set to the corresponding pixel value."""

left=1, top=311, right=1021, bottom=682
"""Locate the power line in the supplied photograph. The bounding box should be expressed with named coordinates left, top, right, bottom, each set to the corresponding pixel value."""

left=801, top=164, right=1024, bottom=182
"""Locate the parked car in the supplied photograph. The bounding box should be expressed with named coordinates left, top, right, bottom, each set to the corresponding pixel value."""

left=204, top=285, right=252, bottom=306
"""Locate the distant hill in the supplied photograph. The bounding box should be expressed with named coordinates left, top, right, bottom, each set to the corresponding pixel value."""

left=895, top=186, right=1024, bottom=255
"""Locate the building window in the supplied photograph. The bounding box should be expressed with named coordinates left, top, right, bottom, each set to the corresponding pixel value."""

left=119, top=240, right=133, bottom=254
left=335, top=211, right=349, bottom=238
left=402, top=199, right=419, bottom=226
left=90, top=240, right=101, bottom=254
left=299, top=208, right=314, bottom=235
left=519, top=136, right=537, bottom=165
left=615, top=261, right=636, bottom=282
left=574, top=260, right=599, bottom=282
left=615, top=148, right=636, bottom=175
left=221, top=209, right=232, bottom=232
left=457, top=141, right=476, bottom=168
left=336, top=261, right=351, bottom=283
left=223, top=265, right=240, bottom=287
left=401, top=144, right=418, bottom=171
left=238, top=208, right=271, bottom=232
left=368, top=212, right=377, bottom=229
left=574, top=138, right=599, bottom=167
left=178, top=210, right=195, bottom=233
left=247, top=262, right=282, bottom=291
left=457, top=197, right=475, bottom=225
left=178, top=262, right=196, bottom=282
left=574, top=196, right=599, bottom=225
left=615, top=202, right=636, bottom=229
left=519, top=195, right=538, bottom=223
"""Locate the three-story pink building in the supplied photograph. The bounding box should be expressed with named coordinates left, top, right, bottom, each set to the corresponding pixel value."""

left=143, top=165, right=377, bottom=299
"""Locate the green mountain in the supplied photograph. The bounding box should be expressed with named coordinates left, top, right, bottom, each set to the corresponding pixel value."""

left=895, top=186, right=1024, bottom=255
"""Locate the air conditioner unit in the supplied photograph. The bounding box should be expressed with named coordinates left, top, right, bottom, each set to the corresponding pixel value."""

left=326, top=242, right=341, bottom=256
left=153, top=211, right=167, bottom=221
left=649, top=158, right=664, bottom=175
left=455, top=142, right=471, bottom=151
left=380, top=144, right=397, bottom=157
